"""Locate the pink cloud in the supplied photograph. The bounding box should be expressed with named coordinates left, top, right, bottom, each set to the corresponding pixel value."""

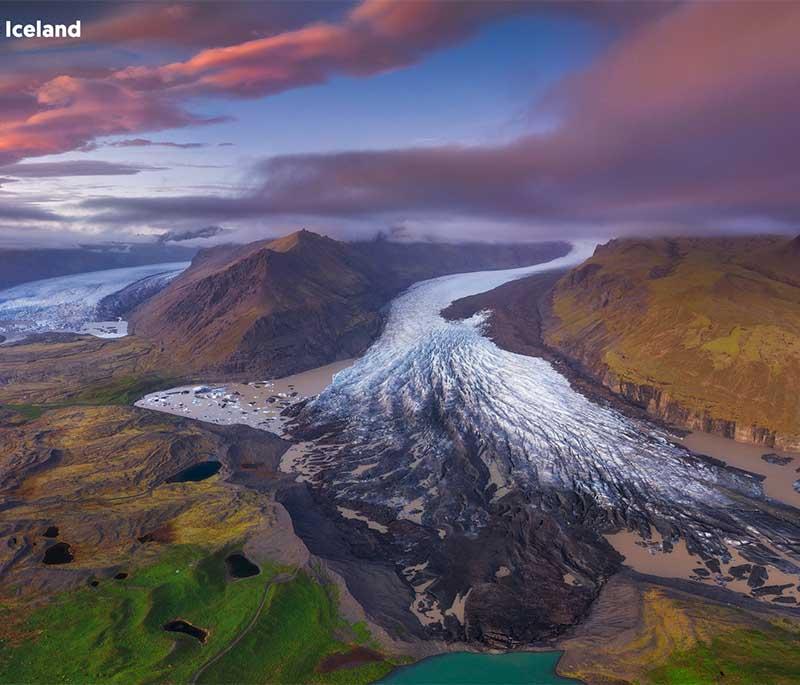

left=82, top=1, right=800, bottom=234
left=0, top=0, right=522, bottom=164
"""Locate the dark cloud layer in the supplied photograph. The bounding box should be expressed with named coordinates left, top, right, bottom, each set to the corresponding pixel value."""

left=0, top=160, right=163, bottom=177
left=103, top=138, right=209, bottom=150
left=0, top=202, right=60, bottom=222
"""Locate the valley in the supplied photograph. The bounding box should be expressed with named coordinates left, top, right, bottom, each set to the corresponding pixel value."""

left=0, top=234, right=798, bottom=685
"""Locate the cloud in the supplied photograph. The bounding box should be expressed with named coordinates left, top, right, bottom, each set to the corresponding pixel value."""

left=5, top=1, right=350, bottom=52
left=115, top=0, right=526, bottom=98
left=81, top=1, right=800, bottom=237
left=0, top=160, right=165, bottom=177
left=0, top=1, right=528, bottom=164
left=157, top=225, right=229, bottom=243
left=105, top=138, right=206, bottom=150
left=0, top=202, right=62, bottom=222
left=0, top=74, right=228, bottom=166
left=0, top=1, right=671, bottom=167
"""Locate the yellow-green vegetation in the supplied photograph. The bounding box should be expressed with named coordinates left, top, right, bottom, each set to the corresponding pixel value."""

left=644, top=624, right=800, bottom=685
left=0, top=545, right=393, bottom=685
left=547, top=236, right=800, bottom=448
left=0, top=399, right=393, bottom=684
left=0, top=332, right=395, bottom=684
left=0, top=375, right=176, bottom=423
left=560, top=583, right=800, bottom=685
left=0, top=334, right=168, bottom=406
left=66, top=374, right=178, bottom=406
left=0, top=405, right=269, bottom=587
left=0, top=403, right=44, bottom=420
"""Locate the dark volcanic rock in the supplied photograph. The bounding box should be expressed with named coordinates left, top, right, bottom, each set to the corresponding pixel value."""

left=747, top=565, right=769, bottom=588
left=761, top=453, right=794, bottom=466
left=280, top=480, right=621, bottom=646
left=751, top=583, right=793, bottom=597
left=729, top=564, right=752, bottom=580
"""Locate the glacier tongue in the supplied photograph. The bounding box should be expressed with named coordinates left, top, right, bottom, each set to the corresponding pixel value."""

left=294, top=242, right=800, bottom=568
left=0, top=262, right=189, bottom=339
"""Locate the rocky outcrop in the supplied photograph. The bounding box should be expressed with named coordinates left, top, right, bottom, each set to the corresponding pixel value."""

left=590, top=369, right=792, bottom=450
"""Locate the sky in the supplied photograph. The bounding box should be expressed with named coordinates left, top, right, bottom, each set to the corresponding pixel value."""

left=0, top=0, right=798, bottom=248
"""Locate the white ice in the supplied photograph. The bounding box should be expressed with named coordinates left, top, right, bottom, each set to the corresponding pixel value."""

left=0, top=262, right=188, bottom=338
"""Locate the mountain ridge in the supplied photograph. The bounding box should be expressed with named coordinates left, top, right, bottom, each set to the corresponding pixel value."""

left=130, top=231, right=569, bottom=378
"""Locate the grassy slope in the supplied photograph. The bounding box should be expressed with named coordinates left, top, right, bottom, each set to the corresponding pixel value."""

left=0, top=546, right=393, bottom=685
left=0, top=375, right=177, bottom=422
left=0, top=395, right=393, bottom=684
left=645, top=625, right=800, bottom=685
left=0, top=545, right=266, bottom=683
left=198, top=571, right=392, bottom=685
left=0, top=335, right=171, bottom=406
left=546, top=237, right=800, bottom=445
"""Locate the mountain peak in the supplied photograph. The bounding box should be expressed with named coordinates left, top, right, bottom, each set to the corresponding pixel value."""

left=266, top=229, right=328, bottom=253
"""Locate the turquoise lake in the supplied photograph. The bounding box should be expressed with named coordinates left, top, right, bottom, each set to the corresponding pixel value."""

left=379, top=651, right=580, bottom=685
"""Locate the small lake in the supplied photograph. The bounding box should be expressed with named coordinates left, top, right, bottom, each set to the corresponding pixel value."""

left=379, top=652, right=579, bottom=685
left=166, top=460, right=221, bottom=483
left=225, top=553, right=260, bottom=579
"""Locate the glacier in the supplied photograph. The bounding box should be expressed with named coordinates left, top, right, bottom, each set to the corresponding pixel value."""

left=293, top=243, right=800, bottom=574
left=0, top=262, right=188, bottom=339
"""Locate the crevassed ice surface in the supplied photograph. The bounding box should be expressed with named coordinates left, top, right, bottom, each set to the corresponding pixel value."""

left=0, top=262, right=189, bottom=336
left=298, top=243, right=800, bottom=567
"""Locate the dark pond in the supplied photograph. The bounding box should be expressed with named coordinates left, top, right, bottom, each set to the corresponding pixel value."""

left=163, top=619, right=208, bottom=643
left=42, top=542, right=73, bottom=565
left=42, top=526, right=59, bottom=538
left=114, top=572, right=128, bottom=580
left=225, top=553, right=260, bottom=578
left=166, top=461, right=221, bottom=483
